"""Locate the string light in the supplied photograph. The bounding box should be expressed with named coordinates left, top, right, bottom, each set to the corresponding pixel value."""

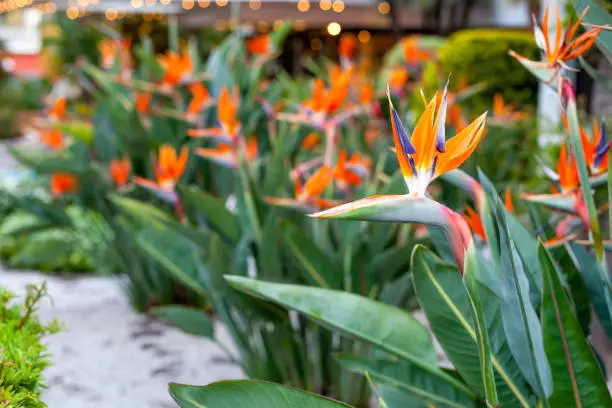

left=319, top=0, right=331, bottom=10
left=182, top=0, right=194, bottom=9
left=105, top=8, right=118, bottom=19
left=45, top=2, right=56, bottom=12
left=198, top=0, right=210, bottom=7
left=90, top=0, right=98, bottom=4
left=215, top=0, right=227, bottom=6
left=358, top=29, right=370, bottom=43
left=248, top=0, right=260, bottom=9
left=273, top=19, right=283, bottom=30
left=77, top=0, right=89, bottom=7
left=145, top=0, right=156, bottom=6
left=293, top=19, right=307, bottom=31
left=256, top=20, right=269, bottom=32
left=326, top=21, right=341, bottom=36
left=331, top=0, right=343, bottom=12
left=297, top=0, right=309, bottom=12
left=131, top=0, right=143, bottom=8
left=160, top=0, right=171, bottom=4
left=377, top=1, right=390, bottom=14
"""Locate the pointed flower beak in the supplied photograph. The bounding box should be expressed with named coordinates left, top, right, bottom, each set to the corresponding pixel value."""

left=310, top=194, right=472, bottom=271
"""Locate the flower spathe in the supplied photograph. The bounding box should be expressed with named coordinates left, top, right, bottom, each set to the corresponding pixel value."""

left=188, top=86, right=240, bottom=141
left=387, top=85, right=487, bottom=196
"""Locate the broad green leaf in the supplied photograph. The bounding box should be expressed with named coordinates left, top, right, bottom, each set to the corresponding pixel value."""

left=225, top=276, right=473, bottom=397
left=136, top=223, right=207, bottom=297
left=368, top=241, right=413, bottom=282
left=179, top=185, right=241, bottom=245
left=378, top=383, right=428, bottom=408
left=335, top=355, right=474, bottom=408
left=169, top=380, right=351, bottom=408
left=568, top=243, right=612, bottom=340
left=463, top=246, right=498, bottom=407
left=521, top=193, right=577, bottom=214
left=54, top=120, right=94, bottom=144
left=539, top=244, right=612, bottom=407
left=6, top=145, right=87, bottom=174
left=412, top=245, right=532, bottom=408
left=279, top=219, right=342, bottom=289
left=257, top=214, right=283, bottom=280
left=152, top=305, right=214, bottom=338
left=494, top=201, right=552, bottom=402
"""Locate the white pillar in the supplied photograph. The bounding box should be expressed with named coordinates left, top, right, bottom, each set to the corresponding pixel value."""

left=537, top=0, right=567, bottom=147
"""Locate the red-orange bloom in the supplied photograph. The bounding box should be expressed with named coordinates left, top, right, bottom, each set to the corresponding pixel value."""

left=295, top=165, right=334, bottom=203
left=48, top=97, right=66, bottom=121
left=304, top=70, right=352, bottom=117
left=109, top=158, right=131, bottom=188
left=135, top=92, right=152, bottom=115
left=51, top=172, right=78, bottom=198
left=464, top=205, right=486, bottom=241
left=301, top=132, right=320, bottom=150
left=158, top=50, right=193, bottom=87
left=339, top=33, right=357, bottom=61
left=359, top=83, right=374, bottom=105
left=196, top=135, right=257, bottom=168
left=40, top=129, right=64, bottom=149
left=388, top=68, right=408, bottom=93
left=557, top=142, right=580, bottom=192
left=493, top=93, right=527, bottom=123
left=402, top=37, right=432, bottom=64
left=334, top=151, right=371, bottom=189
left=580, top=118, right=609, bottom=175
left=188, top=86, right=240, bottom=140
left=246, top=34, right=271, bottom=55
left=504, top=187, right=514, bottom=212
left=187, top=82, right=210, bottom=114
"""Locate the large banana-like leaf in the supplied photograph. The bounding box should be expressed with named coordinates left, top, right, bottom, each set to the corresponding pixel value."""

left=463, top=246, right=498, bottom=407
left=494, top=202, right=553, bottom=403
left=278, top=219, right=342, bottom=289
left=178, top=185, right=241, bottom=245
left=152, top=305, right=214, bottom=339
left=539, top=244, right=612, bottom=407
left=170, top=381, right=352, bottom=408
left=568, top=243, right=612, bottom=340
left=335, top=355, right=475, bottom=408
left=225, top=276, right=474, bottom=398
left=411, top=245, right=533, bottom=408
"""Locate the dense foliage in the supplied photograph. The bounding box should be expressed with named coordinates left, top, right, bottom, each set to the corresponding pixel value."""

left=0, top=284, right=59, bottom=408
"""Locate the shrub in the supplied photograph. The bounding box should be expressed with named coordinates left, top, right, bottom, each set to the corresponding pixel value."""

left=0, top=284, right=59, bottom=407
left=438, top=29, right=540, bottom=111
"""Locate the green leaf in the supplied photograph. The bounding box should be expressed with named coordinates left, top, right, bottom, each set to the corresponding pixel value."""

left=493, top=201, right=552, bottom=402
left=539, top=243, right=612, bottom=407
left=7, top=145, right=87, bottom=174
left=224, top=276, right=474, bottom=397
left=335, top=355, right=475, bottom=408
left=411, top=245, right=532, bottom=407
left=568, top=243, right=612, bottom=340
left=136, top=223, right=207, bottom=297
left=179, top=185, right=241, bottom=245
left=169, top=380, right=352, bottom=408
left=152, top=306, right=214, bottom=338
left=377, top=383, right=428, bottom=408
left=279, top=219, right=342, bottom=289
left=463, top=246, right=498, bottom=407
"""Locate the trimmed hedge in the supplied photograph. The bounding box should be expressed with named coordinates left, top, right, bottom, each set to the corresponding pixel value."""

left=438, top=29, right=540, bottom=111
left=0, top=284, right=59, bottom=407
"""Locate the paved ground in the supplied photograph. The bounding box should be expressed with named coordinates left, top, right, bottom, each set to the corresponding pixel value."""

left=1, top=269, right=244, bottom=408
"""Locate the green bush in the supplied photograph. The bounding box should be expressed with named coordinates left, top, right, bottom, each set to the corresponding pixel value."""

left=438, top=29, right=540, bottom=111
left=0, top=284, right=59, bottom=407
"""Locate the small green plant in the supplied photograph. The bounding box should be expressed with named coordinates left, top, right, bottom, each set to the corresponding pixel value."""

left=0, top=283, right=59, bottom=408
left=438, top=29, right=540, bottom=110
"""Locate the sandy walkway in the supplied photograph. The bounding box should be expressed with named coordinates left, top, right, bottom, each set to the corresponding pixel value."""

left=1, top=269, right=244, bottom=408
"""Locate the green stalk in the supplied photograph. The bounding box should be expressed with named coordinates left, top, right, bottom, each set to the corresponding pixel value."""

left=168, top=15, right=179, bottom=53
left=564, top=82, right=604, bottom=260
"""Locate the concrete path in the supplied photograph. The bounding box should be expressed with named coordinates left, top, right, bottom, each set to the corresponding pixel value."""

left=1, top=269, right=244, bottom=408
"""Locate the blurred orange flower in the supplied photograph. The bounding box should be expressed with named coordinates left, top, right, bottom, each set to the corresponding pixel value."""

left=51, top=172, right=78, bottom=198
left=158, top=50, right=193, bottom=87
left=246, top=34, right=271, bottom=55
left=109, top=158, right=131, bottom=188
left=40, top=129, right=63, bottom=149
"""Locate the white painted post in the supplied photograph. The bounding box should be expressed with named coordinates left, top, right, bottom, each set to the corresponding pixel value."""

left=537, top=0, right=568, bottom=147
